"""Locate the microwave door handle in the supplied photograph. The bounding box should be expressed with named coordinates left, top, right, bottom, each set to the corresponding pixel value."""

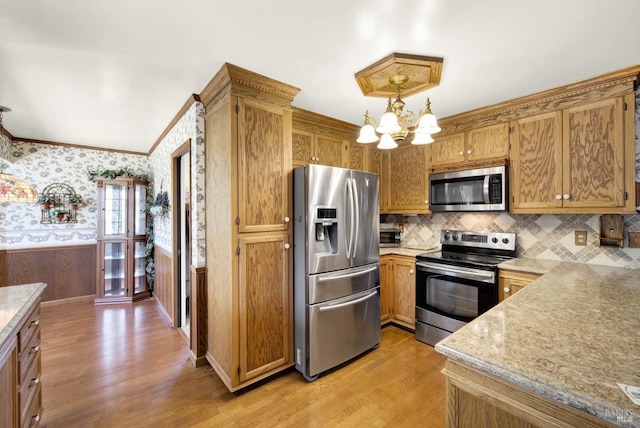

left=483, top=175, right=491, bottom=204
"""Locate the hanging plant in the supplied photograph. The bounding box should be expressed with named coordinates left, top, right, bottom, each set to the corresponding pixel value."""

left=150, top=189, right=170, bottom=218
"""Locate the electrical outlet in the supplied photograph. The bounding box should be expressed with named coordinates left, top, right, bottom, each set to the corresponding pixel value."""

left=575, top=230, right=587, bottom=246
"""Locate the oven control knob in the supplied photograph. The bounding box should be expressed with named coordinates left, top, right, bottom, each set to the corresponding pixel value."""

left=444, top=233, right=450, bottom=240
left=502, top=238, right=509, bottom=244
left=492, top=237, right=498, bottom=244
left=452, top=235, right=458, bottom=241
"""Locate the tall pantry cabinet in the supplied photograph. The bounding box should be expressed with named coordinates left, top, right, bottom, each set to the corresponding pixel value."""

left=201, top=63, right=300, bottom=392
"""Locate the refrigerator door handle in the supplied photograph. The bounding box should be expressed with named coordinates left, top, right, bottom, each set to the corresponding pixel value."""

left=346, top=177, right=355, bottom=260
left=317, top=265, right=378, bottom=282
left=351, top=177, right=360, bottom=259
left=317, top=290, right=378, bottom=312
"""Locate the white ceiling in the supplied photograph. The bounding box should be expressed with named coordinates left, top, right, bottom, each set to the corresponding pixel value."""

left=1, top=0, right=640, bottom=153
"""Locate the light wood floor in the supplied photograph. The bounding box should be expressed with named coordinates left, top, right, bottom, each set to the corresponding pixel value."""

left=39, top=298, right=446, bottom=427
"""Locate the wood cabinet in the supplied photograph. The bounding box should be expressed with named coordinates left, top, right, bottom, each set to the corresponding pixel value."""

left=1, top=295, right=43, bottom=428
left=380, top=255, right=416, bottom=330
left=349, top=142, right=368, bottom=171
left=368, top=144, right=431, bottom=214
left=202, top=63, right=299, bottom=392
left=431, top=123, right=509, bottom=171
left=511, top=95, right=636, bottom=213
left=498, top=269, right=541, bottom=302
left=94, top=177, right=150, bottom=305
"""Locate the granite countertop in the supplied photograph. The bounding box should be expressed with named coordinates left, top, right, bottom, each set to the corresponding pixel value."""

left=435, top=261, right=640, bottom=427
left=380, top=246, right=439, bottom=257
left=0, top=283, right=47, bottom=348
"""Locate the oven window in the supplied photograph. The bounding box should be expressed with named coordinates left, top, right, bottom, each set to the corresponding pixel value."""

left=426, top=276, right=479, bottom=319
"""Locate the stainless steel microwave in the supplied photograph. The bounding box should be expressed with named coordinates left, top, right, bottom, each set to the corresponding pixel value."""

left=429, top=166, right=508, bottom=212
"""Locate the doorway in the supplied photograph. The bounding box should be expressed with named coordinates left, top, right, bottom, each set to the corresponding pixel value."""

left=173, top=142, right=191, bottom=338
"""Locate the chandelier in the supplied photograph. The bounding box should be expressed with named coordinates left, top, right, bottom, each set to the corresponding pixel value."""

left=0, top=106, right=39, bottom=203
left=354, top=53, right=444, bottom=150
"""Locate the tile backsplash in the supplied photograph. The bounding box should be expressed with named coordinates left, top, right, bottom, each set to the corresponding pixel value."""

left=382, top=213, right=640, bottom=269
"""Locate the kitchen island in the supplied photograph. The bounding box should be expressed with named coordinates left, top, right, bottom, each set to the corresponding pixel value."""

left=1, top=283, right=46, bottom=427
left=435, top=260, right=639, bottom=427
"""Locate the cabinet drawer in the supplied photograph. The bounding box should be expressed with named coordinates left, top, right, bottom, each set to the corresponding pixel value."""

left=19, top=327, right=40, bottom=381
left=19, top=352, right=41, bottom=423
left=18, top=305, right=40, bottom=354
left=21, top=381, right=42, bottom=428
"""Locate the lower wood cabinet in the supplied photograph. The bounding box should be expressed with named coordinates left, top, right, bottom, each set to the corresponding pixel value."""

left=498, top=269, right=541, bottom=302
left=380, top=255, right=416, bottom=330
left=1, top=298, right=42, bottom=428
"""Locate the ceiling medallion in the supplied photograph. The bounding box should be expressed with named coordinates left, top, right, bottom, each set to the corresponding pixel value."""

left=354, top=53, right=443, bottom=149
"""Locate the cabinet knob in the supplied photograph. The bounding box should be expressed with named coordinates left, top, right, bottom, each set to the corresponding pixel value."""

left=459, top=151, right=464, bottom=156
left=29, top=377, right=40, bottom=388
left=409, top=269, right=414, bottom=275
left=30, top=319, right=39, bottom=328
left=555, top=194, right=562, bottom=200
left=503, top=287, right=510, bottom=293
left=425, top=200, right=429, bottom=204
left=32, top=414, right=41, bottom=425
left=563, top=194, right=570, bottom=200
left=30, top=345, right=40, bottom=355
left=284, top=243, right=290, bottom=250
left=467, top=149, right=472, bottom=154
left=284, top=217, right=290, bottom=223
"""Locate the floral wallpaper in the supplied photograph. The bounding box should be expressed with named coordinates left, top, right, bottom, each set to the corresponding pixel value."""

left=0, top=132, right=12, bottom=160
left=148, top=101, right=206, bottom=267
left=0, top=142, right=149, bottom=249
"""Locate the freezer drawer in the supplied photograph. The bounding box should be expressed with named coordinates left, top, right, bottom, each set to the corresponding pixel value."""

left=306, top=287, right=380, bottom=378
left=307, top=263, right=379, bottom=305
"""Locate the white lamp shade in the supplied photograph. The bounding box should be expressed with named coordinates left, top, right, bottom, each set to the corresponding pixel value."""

left=417, top=113, right=441, bottom=134
left=412, top=132, right=434, bottom=145
left=376, top=111, right=401, bottom=134
left=377, top=133, right=398, bottom=150
left=356, top=124, right=379, bottom=143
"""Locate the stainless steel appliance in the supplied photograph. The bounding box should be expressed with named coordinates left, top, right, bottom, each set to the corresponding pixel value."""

left=380, top=228, right=402, bottom=247
left=415, top=230, right=516, bottom=346
left=429, top=165, right=508, bottom=212
left=293, top=164, right=380, bottom=381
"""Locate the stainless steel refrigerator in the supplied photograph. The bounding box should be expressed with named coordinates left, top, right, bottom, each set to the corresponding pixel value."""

left=293, top=164, right=380, bottom=381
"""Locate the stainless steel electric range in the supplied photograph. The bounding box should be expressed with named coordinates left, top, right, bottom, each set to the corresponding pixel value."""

left=415, top=229, right=517, bottom=346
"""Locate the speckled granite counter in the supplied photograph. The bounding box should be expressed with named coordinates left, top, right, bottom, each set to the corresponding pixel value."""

left=0, top=283, right=47, bottom=349
left=380, top=246, right=439, bottom=257
left=435, top=261, right=640, bottom=427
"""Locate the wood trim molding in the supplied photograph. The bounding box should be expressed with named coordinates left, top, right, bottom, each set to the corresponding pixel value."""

left=41, top=294, right=94, bottom=308
left=200, top=63, right=300, bottom=108
left=0, top=243, right=96, bottom=254
left=292, top=107, right=360, bottom=140
left=1, top=126, right=14, bottom=139
left=148, top=94, right=201, bottom=156
left=438, top=65, right=640, bottom=135
left=9, top=137, right=147, bottom=156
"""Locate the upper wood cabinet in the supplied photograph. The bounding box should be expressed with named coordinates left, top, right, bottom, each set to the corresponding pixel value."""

left=202, top=63, right=299, bottom=392
left=367, top=149, right=390, bottom=212
left=431, top=123, right=509, bottom=171
left=387, top=144, right=431, bottom=214
left=349, top=142, right=368, bottom=171
left=511, top=94, right=636, bottom=213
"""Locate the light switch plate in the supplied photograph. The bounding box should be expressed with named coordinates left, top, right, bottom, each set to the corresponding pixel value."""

left=575, top=230, right=587, bottom=246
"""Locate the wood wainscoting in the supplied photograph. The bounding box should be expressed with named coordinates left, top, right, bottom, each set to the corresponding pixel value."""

left=153, top=245, right=174, bottom=325
left=0, top=244, right=95, bottom=301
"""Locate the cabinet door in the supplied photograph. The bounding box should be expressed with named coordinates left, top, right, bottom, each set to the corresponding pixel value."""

left=100, top=182, right=128, bottom=238
left=392, top=258, right=416, bottom=329
left=499, top=271, right=541, bottom=302
left=349, top=143, right=367, bottom=171
left=99, top=240, right=129, bottom=299
left=314, top=134, right=346, bottom=167
left=292, top=129, right=313, bottom=168
left=431, top=132, right=465, bottom=167
left=237, top=98, right=291, bottom=233
left=379, top=257, right=391, bottom=324
left=563, top=97, right=626, bottom=209
left=132, top=239, right=147, bottom=296
left=388, top=144, right=430, bottom=213
left=466, top=122, right=510, bottom=163
left=511, top=112, right=563, bottom=211
left=368, top=149, right=389, bottom=212
left=238, top=232, right=292, bottom=382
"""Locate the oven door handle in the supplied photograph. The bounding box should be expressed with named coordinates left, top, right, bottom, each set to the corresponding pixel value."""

left=416, top=261, right=495, bottom=283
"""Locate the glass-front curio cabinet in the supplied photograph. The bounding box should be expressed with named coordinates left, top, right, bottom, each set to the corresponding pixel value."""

left=95, top=177, right=150, bottom=304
